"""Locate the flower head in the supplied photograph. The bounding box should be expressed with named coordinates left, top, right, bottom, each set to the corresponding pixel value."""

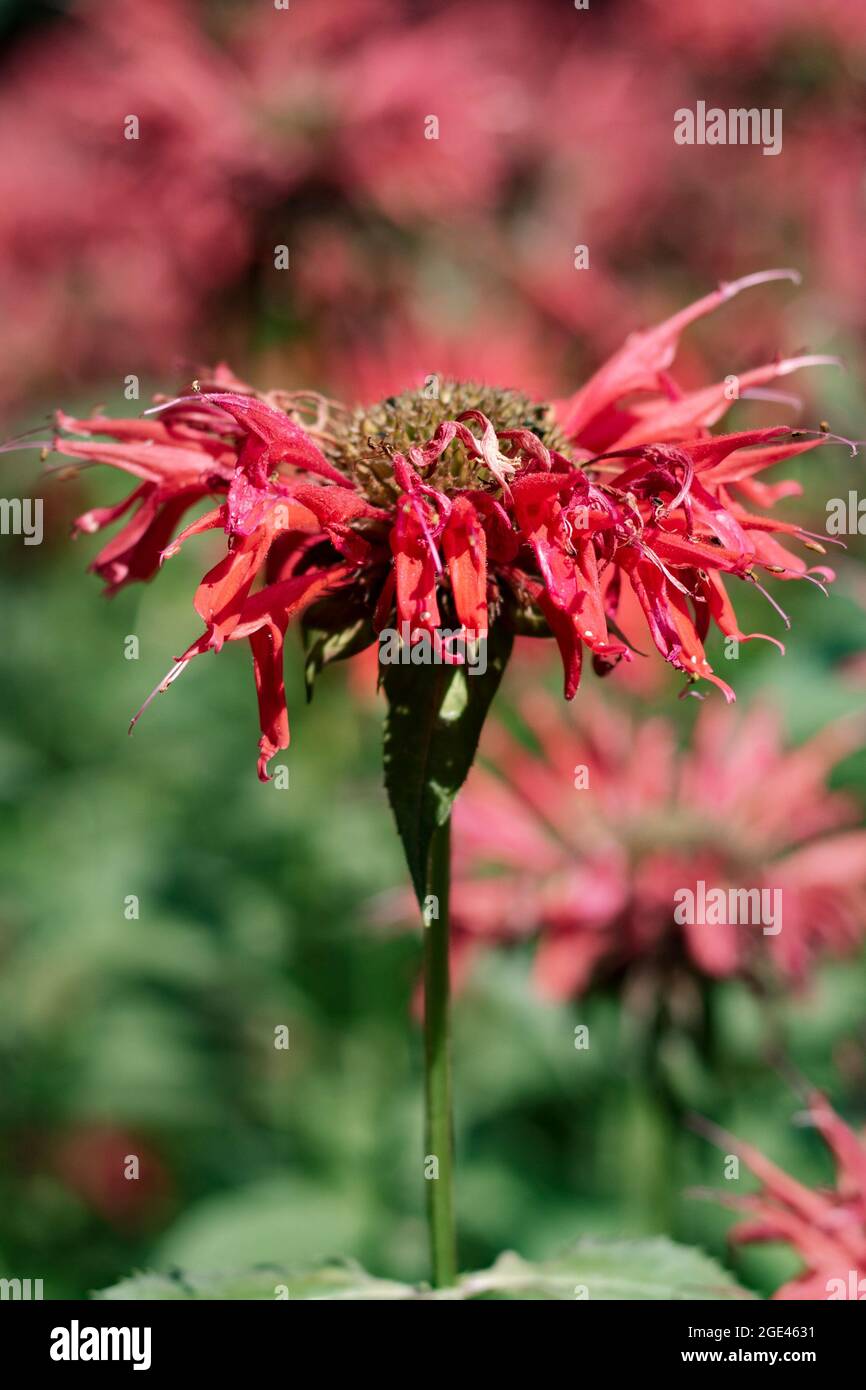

left=701, top=1091, right=866, bottom=1300
left=50, top=273, right=842, bottom=778
left=442, top=693, right=866, bottom=997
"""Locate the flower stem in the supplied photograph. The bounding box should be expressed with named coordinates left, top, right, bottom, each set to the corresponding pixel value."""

left=423, top=813, right=457, bottom=1288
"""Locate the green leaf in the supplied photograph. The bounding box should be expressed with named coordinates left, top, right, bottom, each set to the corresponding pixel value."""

left=94, top=1240, right=754, bottom=1300
left=300, top=592, right=377, bottom=699
left=153, top=1175, right=369, bottom=1273
left=457, top=1239, right=754, bottom=1301
left=302, top=617, right=375, bottom=699
left=382, top=619, right=513, bottom=903
left=96, top=1260, right=418, bottom=1302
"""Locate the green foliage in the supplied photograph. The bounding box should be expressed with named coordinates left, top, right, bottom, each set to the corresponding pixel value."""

left=383, top=621, right=513, bottom=902
left=459, top=1240, right=753, bottom=1301
left=301, top=592, right=376, bottom=699
left=98, top=1261, right=417, bottom=1302
left=97, top=1239, right=752, bottom=1300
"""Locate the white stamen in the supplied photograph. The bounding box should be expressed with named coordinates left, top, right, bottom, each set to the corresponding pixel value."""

left=129, top=659, right=190, bottom=733
left=720, top=268, right=801, bottom=299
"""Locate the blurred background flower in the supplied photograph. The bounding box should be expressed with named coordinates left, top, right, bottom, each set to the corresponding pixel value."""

left=699, top=1084, right=866, bottom=1300
left=0, top=0, right=864, bottom=1298
left=439, top=696, right=866, bottom=1001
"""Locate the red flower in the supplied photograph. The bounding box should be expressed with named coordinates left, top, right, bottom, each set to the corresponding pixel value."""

left=0, top=0, right=280, bottom=405
left=436, top=693, right=866, bottom=996
left=702, top=1090, right=866, bottom=1300
left=51, top=1124, right=172, bottom=1231
left=51, top=273, right=843, bottom=779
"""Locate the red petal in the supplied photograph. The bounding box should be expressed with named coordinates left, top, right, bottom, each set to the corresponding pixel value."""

left=442, top=496, right=488, bottom=635
left=390, top=498, right=441, bottom=635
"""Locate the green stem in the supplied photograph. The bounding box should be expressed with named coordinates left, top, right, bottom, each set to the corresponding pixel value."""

left=423, top=814, right=457, bottom=1288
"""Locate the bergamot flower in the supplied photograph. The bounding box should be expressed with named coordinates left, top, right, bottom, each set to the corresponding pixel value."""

left=50, top=272, right=842, bottom=778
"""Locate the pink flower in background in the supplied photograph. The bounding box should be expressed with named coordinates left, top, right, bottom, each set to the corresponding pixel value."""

left=326, top=310, right=560, bottom=410
left=702, top=1090, right=866, bottom=1300
left=51, top=1125, right=173, bottom=1231
left=2, top=0, right=864, bottom=413
left=47, top=273, right=844, bottom=779
left=445, top=693, right=866, bottom=996
left=0, top=0, right=282, bottom=404
left=297, top=4, right=521, bottom=223
left=0, top=0, right=544, bottom=403
left=640, top=0, right=866, bottom=62
left=0, top=0, right=529, bottom=403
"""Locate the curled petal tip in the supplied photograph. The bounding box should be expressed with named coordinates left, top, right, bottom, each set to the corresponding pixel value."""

left=722, top=268, right=801, bottom=298
left=773, top=355, right=844, bottom=381
left=143, top=395, right=199, bottom=416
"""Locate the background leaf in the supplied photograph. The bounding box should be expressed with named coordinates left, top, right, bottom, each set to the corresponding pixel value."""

left=97, top=1260, right=417, bottom=1301
left=459, top=1239, right=754, bottom=1301
left=301, top=591, right=377, bottom=699
left=95, top=1238, right=754, bottom=1300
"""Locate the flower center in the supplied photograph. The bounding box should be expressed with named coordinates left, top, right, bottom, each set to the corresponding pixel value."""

left=330, top=379, right=568, bottom=505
